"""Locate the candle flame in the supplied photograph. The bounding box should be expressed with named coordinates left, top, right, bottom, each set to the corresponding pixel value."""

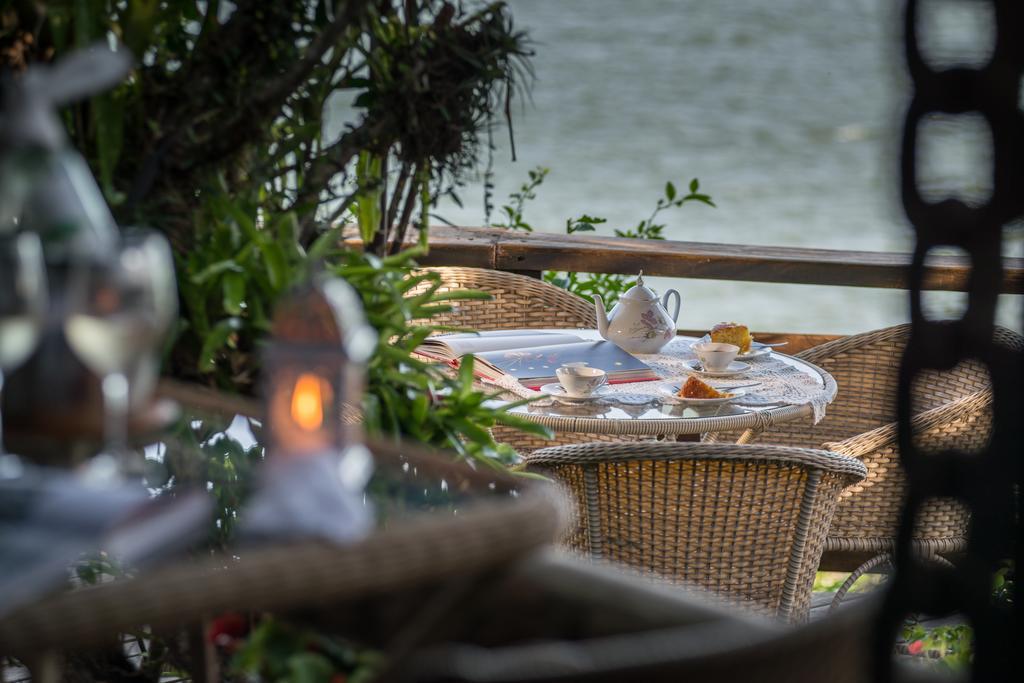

left=290, top=373, right=325, bottom=432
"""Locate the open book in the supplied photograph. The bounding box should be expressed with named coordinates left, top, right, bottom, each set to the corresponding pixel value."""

left=416, top=331, right=659, bottom=390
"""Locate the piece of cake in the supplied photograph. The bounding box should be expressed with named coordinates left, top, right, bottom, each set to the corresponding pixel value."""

left=678, top=376, right=731, bottom=399
left=709, top=322, right=753, bottom=354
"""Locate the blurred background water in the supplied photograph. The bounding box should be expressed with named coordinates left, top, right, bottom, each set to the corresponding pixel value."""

left=425, top=0, right=1022, bottom=334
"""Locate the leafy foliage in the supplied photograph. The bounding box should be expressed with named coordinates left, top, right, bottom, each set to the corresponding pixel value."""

left=992, top=560, right=1014, bottom=608
left=176, top=197, right=550, bottom=466
left=901, top=621, right=974, bottom=671
left=325, top=246, right=552, bottom=466
left=4, top=2, right=545, bottom=463
left=4, top=1, right=531, bottom=257
left=491, top=166, right=549, bottom=231
left=231, top=617, right=382, bottom=683
left=488, top=167, right=715, bottom=308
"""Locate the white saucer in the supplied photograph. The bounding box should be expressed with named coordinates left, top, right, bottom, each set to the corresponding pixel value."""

left=685, top=359, right=750, bottom=377
left=656, top=382, right=746, bottom=406
left=540, top=383, right=612, bottom=403
left=737, top=343, right=773, bottom=360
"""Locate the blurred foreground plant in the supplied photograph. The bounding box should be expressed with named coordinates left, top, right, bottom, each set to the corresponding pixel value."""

left=4, top=2, right=545, bottom=463
left=177, top=197, right=549, bottom=467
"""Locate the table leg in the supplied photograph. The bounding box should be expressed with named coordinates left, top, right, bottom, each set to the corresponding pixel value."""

left=735, top=428, right=762, bottom=445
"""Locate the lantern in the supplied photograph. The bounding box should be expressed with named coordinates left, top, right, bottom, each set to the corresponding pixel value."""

left=263, top=277, right=375, bottom=459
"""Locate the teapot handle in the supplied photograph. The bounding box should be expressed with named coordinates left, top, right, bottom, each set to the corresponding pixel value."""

left=662, top=289, right=681, bottom=324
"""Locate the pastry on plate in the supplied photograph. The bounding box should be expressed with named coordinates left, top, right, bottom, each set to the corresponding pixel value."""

left=678, top=376, right=731, bottom=399
left=710, top=322, right=753, bottom=354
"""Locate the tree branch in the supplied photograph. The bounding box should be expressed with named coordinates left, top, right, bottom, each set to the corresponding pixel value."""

left=387, top=176, right=419, bottom=255
left=249, top=1, right=361, bottom=110
left=385, top=161, right=412, bottom=230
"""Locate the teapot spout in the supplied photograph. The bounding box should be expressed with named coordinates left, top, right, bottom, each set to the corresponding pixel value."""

left=593, top=295, right=609, bottom=338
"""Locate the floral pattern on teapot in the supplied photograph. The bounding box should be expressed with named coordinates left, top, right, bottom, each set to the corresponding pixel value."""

left=594, top=271, right=681, bottom=354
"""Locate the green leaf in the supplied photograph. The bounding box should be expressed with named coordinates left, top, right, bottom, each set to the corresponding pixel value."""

left=433, top=289, right=492, bottom=302
left=458, top=356, right=476, bottom=395
left=286, top=652, right=334, bottom=683
left=381, top=244, right=428, bottom=265
left=449, top=416, right=492, bottom=447
left=198, top=318, right=242, bottom=374
left=411, top=393, right=430, bottom=424
left=191, top=259, right=244, bottom=285
left=123, top=0, right=161, bottom=58
left=491, top=411, right=553, bottom=438
left=72, top=0, right=97, bottom=47
left=355, top=152, right=383, bottom=244
left=308, top=226, right=343, bottom=259
left=225, top=202, right=257, bottom=238
left=689, top=178, right=699, bottom=193
left=665, top=181, right=676, bottom=201
left=273, top=211, right=303, bottom=260
left=260, top=242, right=289, bottom=292
left=222, top=271, right=246, bottom=315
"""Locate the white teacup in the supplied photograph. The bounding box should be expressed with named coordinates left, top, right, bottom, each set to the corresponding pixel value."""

left=692, top=342, right=740, bottom=372
left=555, top=364, right=607, bottom=396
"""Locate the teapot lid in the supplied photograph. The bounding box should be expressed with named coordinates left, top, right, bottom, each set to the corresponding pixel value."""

left=620, top=271, right=658, bottom=302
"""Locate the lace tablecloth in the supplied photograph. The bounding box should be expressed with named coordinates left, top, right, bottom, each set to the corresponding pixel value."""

left=486, top=337, right=833, bottom=424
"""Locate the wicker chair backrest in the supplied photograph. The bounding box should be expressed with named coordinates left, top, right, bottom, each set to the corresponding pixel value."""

left=767, top=324, right=1022, bottom=547
left=762, top=324, right=1018, bottom=449
left=526, top=442, right=866, bottom=622
left=409, top=267, right=596, bottom=331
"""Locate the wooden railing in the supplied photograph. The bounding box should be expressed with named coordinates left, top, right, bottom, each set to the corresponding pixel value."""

left=345, top=225, right=1024, bottom=294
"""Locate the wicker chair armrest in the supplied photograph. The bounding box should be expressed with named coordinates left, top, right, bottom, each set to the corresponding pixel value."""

left=526, top=442, right=867, bottom=487
left=822, top=389, right=992, bottom=458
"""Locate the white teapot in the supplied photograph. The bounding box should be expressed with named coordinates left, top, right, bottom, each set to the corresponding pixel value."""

left=594, top=272, right=681, bottom=354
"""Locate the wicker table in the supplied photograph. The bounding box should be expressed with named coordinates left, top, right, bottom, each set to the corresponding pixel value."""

left=0, top=394, right=567, bottom=679
left=502, top=332, right=837, bottom=445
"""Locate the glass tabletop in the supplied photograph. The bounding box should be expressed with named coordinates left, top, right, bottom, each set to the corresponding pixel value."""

left=148, top=406, right=519, bottom=527
left=501, top=332, right=831, bottom=428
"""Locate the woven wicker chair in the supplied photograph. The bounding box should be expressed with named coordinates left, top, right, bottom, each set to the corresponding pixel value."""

left=525, top=442, right=867, bottom=622
left=413, top=266, right=596, bottom=331
left=410, top=267, right=636, bottom=453
left=707, top=324, right=1024, bottom=610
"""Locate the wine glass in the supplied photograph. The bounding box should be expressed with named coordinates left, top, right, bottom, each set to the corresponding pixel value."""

left=0, top=232, right=48, bottom=458
left=65, top=229, right=177, bottom=464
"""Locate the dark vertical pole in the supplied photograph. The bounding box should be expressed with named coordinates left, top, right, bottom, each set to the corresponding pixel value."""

left=878, top=1, right=1024, bottom=681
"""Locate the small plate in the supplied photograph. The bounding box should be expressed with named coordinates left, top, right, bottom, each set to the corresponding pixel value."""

left=685, top=359, right=750, bottom=377
left=656, top=382, right=746, bottom=405
left=737, top=342, right=773, bottom=360
left=539, top=383, right=613, bottom=403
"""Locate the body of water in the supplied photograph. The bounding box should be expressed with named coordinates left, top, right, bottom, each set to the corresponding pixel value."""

left=431, top=0, right=1020, bottom=334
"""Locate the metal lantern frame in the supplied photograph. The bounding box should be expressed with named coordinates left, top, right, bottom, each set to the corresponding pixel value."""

left=262, top=276, right=375, bottom=459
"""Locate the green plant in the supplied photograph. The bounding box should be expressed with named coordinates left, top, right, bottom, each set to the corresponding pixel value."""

left=326, top=246, right=552, bottom=466
left=901, top=621, right=974, bottom=671
left=176, top=198, right=550, bottom=466
left=491, top=166, right=549, bottom=231
left=992, top=560, right=1014, bottom=608
left=230, top=617, right=382, bottom=683
left=545, top=178, right=714, bottom=307
left=487, top=167, right=714, bottom=308
left=6, top=1, right=533, bottom=383
left=4, top=1, right=531, bottom=257
left=7, top=1, right=547, bottom=462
